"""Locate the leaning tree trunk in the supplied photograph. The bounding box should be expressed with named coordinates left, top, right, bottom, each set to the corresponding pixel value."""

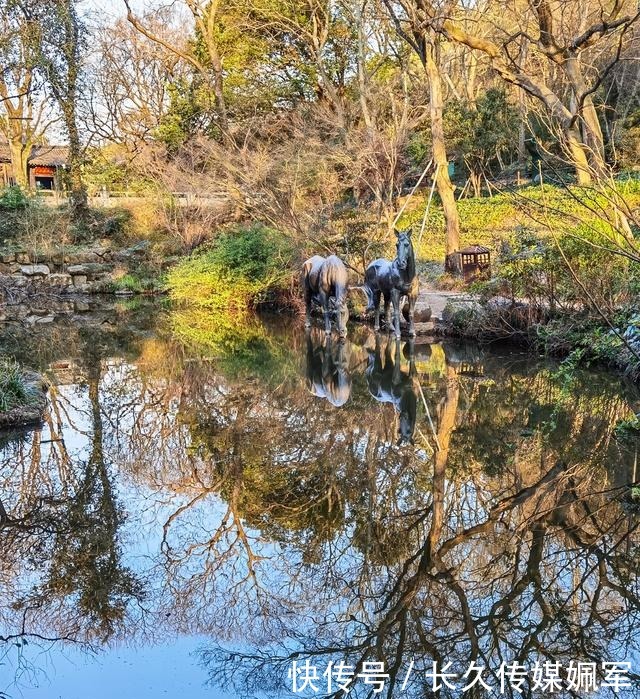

left=565, top=125, right=593, bottom=185
left=424, top=39, right=461, bottom=274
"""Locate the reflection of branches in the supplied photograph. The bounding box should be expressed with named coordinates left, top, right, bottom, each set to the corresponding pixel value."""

left=2, top=310, right=638, bottom=698
left=195, top=348, right=640, bottom=698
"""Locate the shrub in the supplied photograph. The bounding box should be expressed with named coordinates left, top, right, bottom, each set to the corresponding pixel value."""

left=167, top=222, right=295, bottom=312
left=0, top=185, right=29, bottom=210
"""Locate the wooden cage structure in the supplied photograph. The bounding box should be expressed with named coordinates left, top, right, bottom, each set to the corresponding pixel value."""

left=457, top=245, right=491, bottom=282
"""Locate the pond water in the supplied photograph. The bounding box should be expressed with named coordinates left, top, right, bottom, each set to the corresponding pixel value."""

left=0, top=299, right=639, bottom=699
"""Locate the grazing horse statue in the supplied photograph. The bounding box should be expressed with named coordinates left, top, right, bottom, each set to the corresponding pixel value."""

left=303, top=254, right=349, bottom=339
left=306, top=329, right=351, bottom=407
left=366, top=335, right=417, bottom=446
left=363, top=229, right=419, bottom=339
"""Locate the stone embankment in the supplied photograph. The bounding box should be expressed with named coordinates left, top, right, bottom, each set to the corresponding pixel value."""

left=0, top=243, right=150, bottom=293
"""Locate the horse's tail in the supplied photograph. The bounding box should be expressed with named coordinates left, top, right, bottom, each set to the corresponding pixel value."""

left=351, top=284, right=375, bottom=312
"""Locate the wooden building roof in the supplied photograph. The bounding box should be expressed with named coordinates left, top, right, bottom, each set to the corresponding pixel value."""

left=0, top=144, right=68, bottom=167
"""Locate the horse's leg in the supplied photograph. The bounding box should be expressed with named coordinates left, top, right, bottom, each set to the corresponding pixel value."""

left=373, top=291, right=382, bottom=332
left=391, top=288, right=401, bottom=339
left=374, top=334, right=383, bottom=373
left=406, top=338, right=416, bottom=376
left=383, top=292, right=392, bottom=330
left=384, top=334, right=393, bottom=370
left=304, top=284, right=313, bottom=329
left=392, top=337, right=402, bottom=386
left=319, top=291, right=331, bottom=334
left=408, top=291, right=417, bottom=337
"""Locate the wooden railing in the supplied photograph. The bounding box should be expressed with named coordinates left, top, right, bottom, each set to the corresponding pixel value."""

left=35, top=189, right=228, bottom=207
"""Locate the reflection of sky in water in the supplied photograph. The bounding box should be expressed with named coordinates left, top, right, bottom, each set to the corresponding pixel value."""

left=0, top=369, right=241, bottom=698
left=4, top=637, right=232, bottom=699
left=1, top=312, right=639, bottom=698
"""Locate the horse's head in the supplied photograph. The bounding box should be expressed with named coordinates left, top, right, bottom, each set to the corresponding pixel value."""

left=336, top=300, right=349, bottom=339
left=395, top=228, right=413, bottom=271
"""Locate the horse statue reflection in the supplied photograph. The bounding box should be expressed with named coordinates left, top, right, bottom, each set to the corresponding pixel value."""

left=306, top=329, right=351, bottom=407
left=366, top=336, right=417, bottom=446
left=363, top=229, right=418, bottom=339
left=303, top=255, right=349, bottom=340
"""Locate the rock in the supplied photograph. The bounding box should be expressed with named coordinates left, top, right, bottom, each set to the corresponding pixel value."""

left=16, top=253, right=30, bottom=264
left=48, top=273, right=73, bottom=287
left=74, top=300, right=90, bottom=312
left=65, top=247, right=111, bottom=265
left=10, top=275, right=27, bottom=287
left=115, top=289, right=135, bottom=296
left=402, top=303, right=432, bottom=323
left=20, top=264, right=50, bottom=276
left=112, top=241, right=150, bottom=263
left=413, top=321, right=435, bottom=334
left=0, top=253, right=16, bottom=263
left=66, top=263, right=112, bottom=278
left=72, top=274, right=88, bottom=288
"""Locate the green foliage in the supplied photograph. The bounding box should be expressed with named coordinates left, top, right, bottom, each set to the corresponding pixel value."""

left=110, top=271, right=164, bottom=294
left=0, top=358, right=39, bottom=413
left=155, top=78, right=217, bottom=149
left=614, top=414, right=640, bottom=442
left=446, top=89, right=520, bottom=176
left=170, top=307, right=295, bottom=383
left=167, top=223, right=295, bottom=311
left=84, top=148, right=158, bottom=195
left=0, top=185, right=29, bottom=210
left=400, top=181, right=640, bottom=270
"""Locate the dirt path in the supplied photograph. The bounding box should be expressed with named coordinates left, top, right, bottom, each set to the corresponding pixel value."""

left=420, top=288, right=479, bottom=320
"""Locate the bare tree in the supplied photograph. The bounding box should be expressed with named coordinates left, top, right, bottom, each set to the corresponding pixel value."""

left=381, top=0, right=462, bottom=272
left=84, top=12, right=183, bottom=154
left=433, top=0, right=640, bottom=184
left=123, top=0, right=230, bottom=140
left=0, top=0, right=57, bottom=187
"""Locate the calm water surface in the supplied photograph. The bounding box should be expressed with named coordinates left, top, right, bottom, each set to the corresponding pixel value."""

left=0, top=299, right=639, bottom=698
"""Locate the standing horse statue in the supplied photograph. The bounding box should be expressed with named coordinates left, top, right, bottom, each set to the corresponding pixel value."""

left=303, top=254, right=350, bottom=339
left=363, top=229, right=419, bottom=339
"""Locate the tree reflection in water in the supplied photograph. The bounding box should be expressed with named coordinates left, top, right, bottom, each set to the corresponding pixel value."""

left=0, top=304, right=638, bottom=698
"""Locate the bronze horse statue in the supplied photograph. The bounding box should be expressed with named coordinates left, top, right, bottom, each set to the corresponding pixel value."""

left=306, top=329, right=351, bottom=407
left=363, top=229, right=419, bottom=339
left=303, top=254, right=349, bottom=339
left=366, top=335, right=417, bottom=446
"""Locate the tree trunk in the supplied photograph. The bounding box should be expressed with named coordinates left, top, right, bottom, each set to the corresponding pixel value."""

left=565, top=125, right=592, bottom=185
left=424, top=39, right=461, bottom=274
left=64, top=103, right=88, bottom=217
left=563, top=57, right=607, bottom=178
left=8, top=136, right=29, bottom=188
left=430, top=363, right=459, bottom=551
left=354, top=0, right=373, bottom=131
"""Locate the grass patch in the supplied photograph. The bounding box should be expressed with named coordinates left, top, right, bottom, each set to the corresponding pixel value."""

left=0, top=358, right=40, bottom=413
left=397, top=182, right=640, bottom=265
left=110, top=270, right=166, bottom=294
